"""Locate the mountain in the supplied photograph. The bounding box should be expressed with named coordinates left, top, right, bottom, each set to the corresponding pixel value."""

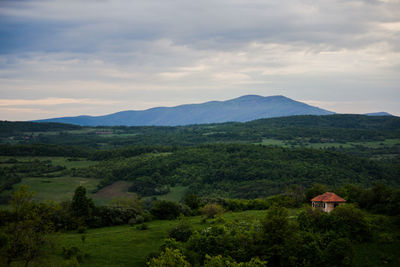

left=364, top=112, right=393, bottom=116
left=35, top=95, right=334, bottom=126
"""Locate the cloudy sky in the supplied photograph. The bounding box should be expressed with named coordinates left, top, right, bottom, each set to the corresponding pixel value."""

left=1, top=0, right=399, bottom=120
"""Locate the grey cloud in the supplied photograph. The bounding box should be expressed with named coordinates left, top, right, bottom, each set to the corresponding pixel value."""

left=1, top=0, right=399, bottom=54
left=0, top=0, right=399, bottom=120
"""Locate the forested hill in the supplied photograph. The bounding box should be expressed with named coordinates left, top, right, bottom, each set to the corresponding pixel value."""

left=34, top=95, right=334, bottom=126
left=0, top=121, right=81, bottom=138
left=1, top=114, right=399, bottom=148
left=61, top=144, right=400, bottom=198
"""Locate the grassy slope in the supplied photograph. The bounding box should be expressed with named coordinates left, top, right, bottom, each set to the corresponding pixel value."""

left=143, top=186, right=189, bottom=202
left=48, top=210, right=268, bottom=267
left=0, top=156, right=100, bottom=204
left=15, top=176, right=99, bottom=203
left=20, top=208, right=398, bottom=267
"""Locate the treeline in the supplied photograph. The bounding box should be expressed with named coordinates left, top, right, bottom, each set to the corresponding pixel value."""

left=0, top=144, right=91, bottom=157
left=0, top=144, right=176, bottom=160
left=78, top=144, right=400, bottom=198
left=2, top=115, right=399, bottom=147
left=0, top=121, right=81, bottom=137
left=149, top=204, right=399, bottom=266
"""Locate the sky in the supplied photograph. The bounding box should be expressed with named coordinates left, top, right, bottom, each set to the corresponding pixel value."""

left=0, top=0, right=399, bottom=120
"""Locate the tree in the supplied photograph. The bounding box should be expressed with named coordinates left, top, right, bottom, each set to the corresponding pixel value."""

left=184, top=194, right=200, bottom=210
left=0, top=186, right=54, bottom=267
left=150, top=200, right=181, bottom=220
left=110, top=196, right=142, bottom=212
left=71, top=186, right=94, bottom=219
left=200, top=203, right=223, bottom=219
left=168, top=215, right=193, bottom=242
left=147, top=248, right=190, bottom=267
left=286, top=184, right=306, bottom=207
left=306, top=184, right=329, bottom=202
left=203, top=255, right=267, bottom=267
left=260, top=206, right=299, bottom=266
left=330, top=204, right=371, bottom=242
left=324, top=238, right=354, bottom=266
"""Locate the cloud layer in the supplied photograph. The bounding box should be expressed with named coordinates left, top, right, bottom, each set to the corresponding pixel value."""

left=0, top=0, right=399, bottom=120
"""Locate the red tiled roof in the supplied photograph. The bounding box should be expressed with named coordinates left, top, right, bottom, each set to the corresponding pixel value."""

left=311, top=192, right=346, bottom=203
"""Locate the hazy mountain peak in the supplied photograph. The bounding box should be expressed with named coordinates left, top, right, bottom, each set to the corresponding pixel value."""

left=35, top=95, right=334, bottom=126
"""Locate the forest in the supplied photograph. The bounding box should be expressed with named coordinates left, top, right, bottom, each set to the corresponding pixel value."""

left=0, top=115, right=399, bottom=266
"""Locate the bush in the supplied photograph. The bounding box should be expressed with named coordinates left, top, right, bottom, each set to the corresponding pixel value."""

left=77, top=226, right=87, bottom=234
left=62, top=246, right=88, bottom=263
left=200, top=203, right=223, bottom=219
left=129, top=215, right=145, bottom=225
left=324, top=238, right=354, bottom=267
left=137, top=223, right=149, bottom=230
left=147, top=248, right=190, bottom=267
left=168, top=216, right=193, bottom=242
left=150, top=200, right=182, bottom=220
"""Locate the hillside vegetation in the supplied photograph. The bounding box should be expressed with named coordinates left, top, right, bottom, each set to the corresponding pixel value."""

left=1, top=114, right=400, bottom=158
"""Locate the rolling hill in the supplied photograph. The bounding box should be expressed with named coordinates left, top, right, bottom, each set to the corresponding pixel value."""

left=35, top=95, right=334, bottom=126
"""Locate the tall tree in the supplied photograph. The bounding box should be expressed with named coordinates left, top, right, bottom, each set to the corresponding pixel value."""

left=0, top=186, right=53, bottom=267
left=71, top=186, right=94, bottom=219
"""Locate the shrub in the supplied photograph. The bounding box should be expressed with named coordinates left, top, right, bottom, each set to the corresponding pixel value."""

left=324, top=238, right=354, bottom=267
left=184, top=194, right=200, bottom=210
left=129, top=215, right=145, bottom=225
left=147, top=248, right=190, bottom=267
left=200, top=203, right=223, bottom=219
left=62, top=246, right=88, bottom=263
left=77, top=226, right=87, bottom=234
left=150, top=200, right=182, bottom=220
left=168, top=216, right=193, bottom=242
left=137, top=223, right=149, bottom=230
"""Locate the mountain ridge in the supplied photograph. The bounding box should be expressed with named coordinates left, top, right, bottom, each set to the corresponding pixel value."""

left=35, top=95, right=334, bottom=126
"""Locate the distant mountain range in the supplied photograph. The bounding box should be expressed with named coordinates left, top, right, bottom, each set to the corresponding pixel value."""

left=35, top=95, right=336, bottom=126
left=34, top=95, right=393, bottom=126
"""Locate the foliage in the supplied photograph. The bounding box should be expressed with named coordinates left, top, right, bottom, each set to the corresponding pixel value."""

left=324, top=238, right=354, bottom=267
left=0, top=186, right=54, bottom=266
left=259, top=206, right=300, bottom=266
left=147, top=248, right=190, bottom=267
left=71, top=186, right=94, bottom=219
left=77, top=144, right=400, bottom=199
left=184, top=194, right=201, bottom=210
left=203, top=255, right=267, bottom=267
left=109, top=196, right=142, bottom=212
left=339, top=183, right=400, bottom=215
left=200, top=203, right=224, bottom=219
left=2, top=115, right=400, bottom=148
left=305, top=183, right=329, bottom=202
left=62, top=246, right=88, bottom=263
left=168, top=216, right=194, bottom=242
left=150, top=200, right=183, bottom=220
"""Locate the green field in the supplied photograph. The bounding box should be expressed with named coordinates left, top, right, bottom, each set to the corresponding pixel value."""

left=9, top=176, right=99, bottom=203
left=47, top=210, right=269, bottom=267
left=144, top=186, right=189, bottom=202
left=12, top=208, right=397, bottom=267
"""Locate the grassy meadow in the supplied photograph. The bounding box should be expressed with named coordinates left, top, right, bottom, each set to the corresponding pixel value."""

left=44, top=210, right=271, bottom=267
left=11, top=209, right=398, bottom=267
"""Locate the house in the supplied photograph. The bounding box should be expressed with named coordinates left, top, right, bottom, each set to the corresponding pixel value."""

left=311, top=192, right=346, bottom=213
